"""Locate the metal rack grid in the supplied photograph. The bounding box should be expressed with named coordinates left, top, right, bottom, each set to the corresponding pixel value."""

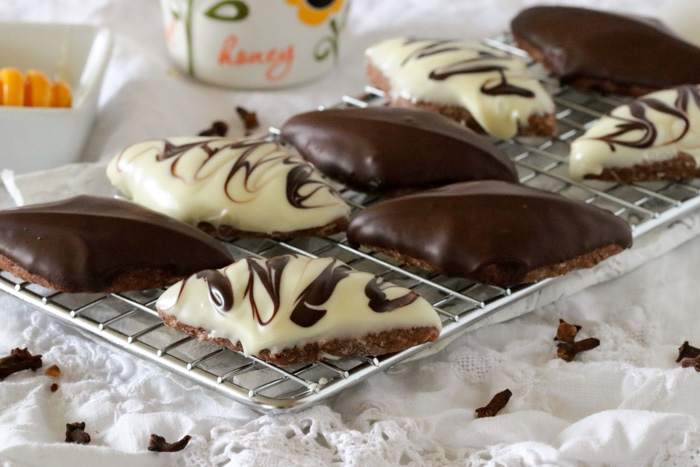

left=2, top=32, right=700, bottom=413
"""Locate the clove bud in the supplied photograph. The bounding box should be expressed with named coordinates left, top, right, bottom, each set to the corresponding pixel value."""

left=236, top=106, right=259, bottom=134
left=198, top=120, right=229, bottom=137
left=0, top=348, right=42, bottom=380
left=554, top=319, right=581, bottom=344
left=475, top=389, right=512, bottom=418
left=65, top=422, right=91, bottom=444
left=148, top=434, right=192, bottom=453
left=676, top=341, right=700, bottom=363
left=557, top=338, right=600, bottom=362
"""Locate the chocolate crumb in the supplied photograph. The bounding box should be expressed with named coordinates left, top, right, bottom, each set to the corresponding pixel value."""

left=236, top=106, right=259, bottom=135
left=554, top=319, right=581, bottom=344
left=476, top=389, right=512, bottom=418
left=50, top=383, right=59, bottom=392
left=198, top=120, right=229, bottom=137
left=557, top=338, right=600, bottom=362
left=65, top=422, right=91, bottom=444
left=0, top=348, right=43, bottom=380
left=676, top=341, right=700, bottom=363
left=148, top=434, right=192, bottom=453
left=45, top=364, right=61, bottom=377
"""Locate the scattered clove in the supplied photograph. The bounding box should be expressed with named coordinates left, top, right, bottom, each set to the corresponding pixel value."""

left=236, top=106, right=259, bottom=135
left=50, top=383, right=59, bottom=392
left=676, top=341, right=700, bottom=363
left=0, top=348, right=43, bottom=380
left=45, top=364, right=61, bottom=377
left=475, top=389, right=512, bottom=418
left=681, top=357, right=700, bottom=372
left=65, top=422, right=91, bottom=445
left=554, top=319, right=599, bottom=362
left=198, top=120, right=229, bottom=137
left=148, top=434, right=192, bottom=453
left=554, top=319, right=581, bottom=344
left=557, top=338, right=601, bottom=362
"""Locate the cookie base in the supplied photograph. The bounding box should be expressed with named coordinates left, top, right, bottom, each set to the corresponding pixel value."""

left=362, top=244, right=626, bottom=288
left=157, top=309, right=440, bottom=366
left=197, top=216, right=349, bottom=241
left=584, top=153, right=700, bottom=182
left=0, top=253, right=185, bottom=294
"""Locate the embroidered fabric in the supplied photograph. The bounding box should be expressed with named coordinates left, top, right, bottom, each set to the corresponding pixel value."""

left=1, top=0, right=698, bottom=466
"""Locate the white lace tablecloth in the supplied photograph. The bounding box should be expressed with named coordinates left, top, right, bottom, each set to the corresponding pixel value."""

left=2, top=1, right=700, bottom=466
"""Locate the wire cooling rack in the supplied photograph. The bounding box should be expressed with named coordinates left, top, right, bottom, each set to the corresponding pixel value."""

left=3, top=32, right=700, bottom=413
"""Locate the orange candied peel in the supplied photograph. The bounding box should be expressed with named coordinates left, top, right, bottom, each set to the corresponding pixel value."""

left=49, top=80, right=72, bottom=108
left=0, top=67, right=24, bottom=106
left=0, top=67, right=72, bottom=108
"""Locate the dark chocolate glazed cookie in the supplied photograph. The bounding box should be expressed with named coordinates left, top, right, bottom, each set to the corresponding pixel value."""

left=347, top=181, right=632, bottom=287
left=0, top=196, right=233, bottom=293
left=281, top=107, right=518, bottom=195
left=511, top=6, right=700, bottom=96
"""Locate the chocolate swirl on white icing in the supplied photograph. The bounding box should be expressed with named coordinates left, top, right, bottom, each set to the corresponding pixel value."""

left=290, top=259, right=351, bottom=327
left=365, top=37, right=554, bottom=139
left=593, top=86, right=698, bottom=151
left=570, top=85, right=700, bottom=180
left=195, top=269, right=233, bottom=312
left=156, top=255, right=442, bottom=357
left=244, top=256, right=289, bottom=325
left=365, top=277, right=419, bottom=313
left=107, top=137, right=350, bottom=234
left=126, top=138, right=332, bottom=209
left=401, top=40, right=536, bottom=98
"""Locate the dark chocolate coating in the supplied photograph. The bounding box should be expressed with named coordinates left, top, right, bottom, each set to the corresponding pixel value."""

left=0, top=196, right=233, bottom=292
left=346, top=181, right=632, bottom=284
left=280, top=107, right=518, bottom=194
left=511, top=6, right=700, bottom=91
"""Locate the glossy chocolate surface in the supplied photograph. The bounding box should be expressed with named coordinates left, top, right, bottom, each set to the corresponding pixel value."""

left=0, top=196, right=233, bottom=292
left=511, top=6, right=700, bottom=91
left=280, top=107, right=518, bottom=194
left=346, top=181, right=632, bottom=284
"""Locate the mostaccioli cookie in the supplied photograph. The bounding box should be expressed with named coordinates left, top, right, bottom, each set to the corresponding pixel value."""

left=365, top=37, right=556, bottom=139
left=156, top=255, right=442, bottom=365
left=281, top=107, right=518, bottom=195
left=511, top=6, right=700, bottom=97
left=346, top=181, right=632, bottom=288
left=570, top=85, right=700, bottom=182
left=107, top=137, right=351, bottom=239
left=0, top=196, right=232, bottom=293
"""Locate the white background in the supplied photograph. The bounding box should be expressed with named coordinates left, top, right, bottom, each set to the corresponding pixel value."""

left=2, top=1, right=700, bottom=466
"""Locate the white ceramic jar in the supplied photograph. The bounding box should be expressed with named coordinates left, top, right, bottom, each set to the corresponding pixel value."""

left=657, top=0, right=700, bottom=47
left=160, top=0, right=349, bottom=89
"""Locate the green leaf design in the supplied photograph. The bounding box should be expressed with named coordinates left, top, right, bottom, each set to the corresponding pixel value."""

left=204, top=0, right=249, bottom=21
left=330, top=18, right=338, bottom=34
left=171, top=9, right=181, bottom=20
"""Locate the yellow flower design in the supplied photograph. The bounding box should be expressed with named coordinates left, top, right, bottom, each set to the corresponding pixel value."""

left=286, top=0, right=344, bottom=26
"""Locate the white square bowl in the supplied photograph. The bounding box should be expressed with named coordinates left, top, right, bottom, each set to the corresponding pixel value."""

left=0, top=22, right=113, bottom=174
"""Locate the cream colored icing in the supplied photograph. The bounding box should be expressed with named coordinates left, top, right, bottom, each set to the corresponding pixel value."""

left=106, top=137, right=350, bottom=234
left=365, top=37, right=555, bottom=139
left=156, top=255, right=442, bottom=357
left=570, top=85, right=700, bottom=180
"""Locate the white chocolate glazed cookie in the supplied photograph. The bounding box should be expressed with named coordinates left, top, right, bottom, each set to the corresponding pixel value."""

left=107, top=137, right=350, bottom=236
left=570, top=85, right=700, bottom=181
left=156, top=255, right=442, bottom=363
left=365, top=37, right=555, bottom=139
